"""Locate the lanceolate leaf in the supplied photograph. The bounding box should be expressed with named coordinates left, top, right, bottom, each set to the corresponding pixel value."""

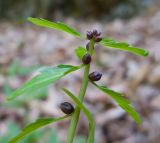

left=62, top=88, right=95, bottom=143
left=99, top=37, right=149, bottom=56
left=75, top=46, right=88, bottom=60
left=27, top=17, right=81, bottom=38
left=8, top=116, right=68, bottom=143
left=92, top=83, right=141, bottom=124
left=7, top=64, right=83, bottom=100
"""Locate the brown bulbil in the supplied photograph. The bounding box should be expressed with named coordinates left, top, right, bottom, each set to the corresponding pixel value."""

left=82, top=54, right=91, bottom=64
left=60, top=102, right=74, bottom=115
left=89, top=71, right=102, bottom=81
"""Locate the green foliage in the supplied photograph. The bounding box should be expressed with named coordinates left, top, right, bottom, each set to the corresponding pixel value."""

left=27, top=17, right=81, bottom=38
left=99, top=37, right=149, bottom=56
left=7, top=64, right=83, bottom=100
left=6, top=18, right=149, bottom=143
left=3, top=121, right=83, bottom=143
left=2, top=86, right=48, bottom=110
left=62, top=88, right=95, bottom=143
left=0, top=121, right=48, bottom=143
left=75, top=47, right=88, bottom=60
left=92, top=82, right=141, bottom=124
left=28, top=17, right=149, bottom=57
left=8, top=116, right=68, bottom=143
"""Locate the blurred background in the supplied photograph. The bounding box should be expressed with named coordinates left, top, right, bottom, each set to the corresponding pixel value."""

left=0, top=0, right=160, bottom=143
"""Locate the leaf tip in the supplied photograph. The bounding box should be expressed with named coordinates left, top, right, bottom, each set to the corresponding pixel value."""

left=62, top=88, right=67, bottom=93
left=27, top=17, right=32, bottom=21
left=144, top=50, right=149, bottom=57
left=6, top=96, right=13, bottom=101
left=136, top=118, right=142, bottom=125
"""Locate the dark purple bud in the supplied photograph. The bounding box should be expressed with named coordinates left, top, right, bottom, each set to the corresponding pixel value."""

left=92, top=29, right=98, bottom=35
left=82, top=54, right=91, bottom=64
left=89, top=71, right=102, bottom=81
left=60, top=102, right=74, bottom=115
left=96, top=32, right=101, bottom=36
left=87, top=31, right=93, bottom=40
left=95, top=36, right=102, bottom=42
left=86, top=42, right=90, bottom=51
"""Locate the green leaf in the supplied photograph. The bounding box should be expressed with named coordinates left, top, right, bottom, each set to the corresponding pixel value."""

left=99, top=37, right=149, bottom=56
left=27, top=17, right=81, bottom=38
left=62, top=88, right=95, bottom=143
left=75, top=46, right=87, bottom=60
left=8, top=116, right=67, bottom=143
left=92, top=83, right=142, bottom=124
left=7, top=64, right=83, bottom=100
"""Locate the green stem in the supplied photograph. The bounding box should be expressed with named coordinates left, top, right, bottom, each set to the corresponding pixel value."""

left=66, top=40, right=94, bottom=143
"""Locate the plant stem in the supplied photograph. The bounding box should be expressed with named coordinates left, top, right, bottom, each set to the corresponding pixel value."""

left=66, top=40, right=94, bottom=143
left=66, top=65, right=90, bottom=143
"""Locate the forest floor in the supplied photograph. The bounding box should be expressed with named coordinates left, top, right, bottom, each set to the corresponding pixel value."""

left=0, top=9, right=160, bottom=143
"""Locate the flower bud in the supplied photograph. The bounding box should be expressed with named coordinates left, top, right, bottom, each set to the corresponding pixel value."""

left=82, top=54, right=91, bottom=64
left=92, top=29, right=98, bottom=35
left=87, top=31, right=93, bottom=40
left=95, top=36, right=102, bottom=42
left=96, top=32, right=101, bottom=36
left=86, top=42, right=90, bottom=51
left=89, top=71, right=102, bottom=81
left=60, top=102, right=74, bottom=115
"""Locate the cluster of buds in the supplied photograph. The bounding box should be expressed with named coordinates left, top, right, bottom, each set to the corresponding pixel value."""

left=87, top=29, right=102, bottom=42
left=85, top=30, right=103, bottom=81
left=61, top=33, right=102, bottom=114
